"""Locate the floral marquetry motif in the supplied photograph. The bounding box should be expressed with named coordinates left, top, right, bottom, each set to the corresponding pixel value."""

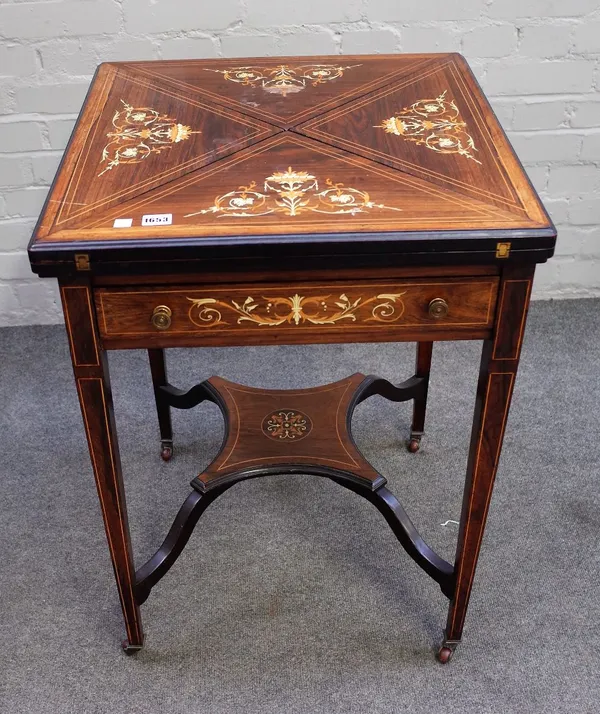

left=98, top=100, right=199, bottom=176
left=262, top=410, right=313, bottom=441
left=376, top=91, right=481, bottom=164
left=205, top=63, right=361, bottom=97
left=187, top=292, right=406, bottom=328
left=184, top=166, right=402, bottom=219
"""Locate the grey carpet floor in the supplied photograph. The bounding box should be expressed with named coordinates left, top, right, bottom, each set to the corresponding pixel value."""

left=1, top=299, right=599, bottom=713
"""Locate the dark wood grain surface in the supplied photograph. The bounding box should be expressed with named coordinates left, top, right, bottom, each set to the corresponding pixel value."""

left=195, top=374, right=385, bottom=490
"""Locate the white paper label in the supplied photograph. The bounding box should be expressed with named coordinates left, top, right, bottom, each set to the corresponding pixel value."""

left=113, top=218, right=133, bottom=228
left=141, top=213, right=172, bottom=226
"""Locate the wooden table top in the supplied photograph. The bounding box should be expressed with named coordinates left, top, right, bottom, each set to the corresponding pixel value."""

left=29, top=54, right=556, bottom=277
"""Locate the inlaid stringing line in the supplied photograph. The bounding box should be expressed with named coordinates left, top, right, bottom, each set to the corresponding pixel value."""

left=215, top=453, right=362, bottom=471
left=217, top=385, right=242, bottom=471
left=222, top=381, right=365, bottom=397
left=57, top=68, right=115, bottom=225
left=76, top=378, right=140, bottom=641
left=61, top=286, right=100, bottom=367
left=491, top=280, right=532, bottom=361
left=335, top=379, right=361, bottom=468
left=484, top=282, right=496, bottom=325
left=448, top=62, right=519, bottom=206
left=449, top=371, right=515, bottom=633
left=98, top=377, right=140, bottom=631
left=99, top=292, right=109, bottom=337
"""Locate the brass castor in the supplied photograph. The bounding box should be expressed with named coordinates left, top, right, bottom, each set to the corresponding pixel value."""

left=121, top=640, right=143, bottom=655
left=160, top=442, right=173, bottom=461
left=407, top=437, right=421, bottom=453
left=437, top=646, right=454, bottom=664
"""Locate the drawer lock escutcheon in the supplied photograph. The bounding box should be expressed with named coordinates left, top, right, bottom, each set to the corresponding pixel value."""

left=428, top=298, right=449, bottom=319
left=151, top=305, right=172, bottom=331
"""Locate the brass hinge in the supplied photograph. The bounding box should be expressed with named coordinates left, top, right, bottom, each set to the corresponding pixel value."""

left=495, top=242, right=511, bottom=259
left=74, top=253, right=90, bottom=271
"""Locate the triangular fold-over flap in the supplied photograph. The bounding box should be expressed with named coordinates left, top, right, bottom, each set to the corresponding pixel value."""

left=299, top=55, right=533, bottom=216
left=53, top=65, right=278, bottom=230
left=54, top=134, right=529, bottom=242
left=122, top=55, right=436, bottom=128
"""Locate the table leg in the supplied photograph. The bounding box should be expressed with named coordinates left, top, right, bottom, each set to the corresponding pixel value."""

left=148, top=348, right=173, bottom=461
left=60, top=281, right=144, bottom=652
left=408, top=341, right=433, bottom=452
left=439, top=265, right=534, bottom=663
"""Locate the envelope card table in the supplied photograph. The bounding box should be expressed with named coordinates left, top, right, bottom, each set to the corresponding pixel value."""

left=28, top=54, right=556, bottom=662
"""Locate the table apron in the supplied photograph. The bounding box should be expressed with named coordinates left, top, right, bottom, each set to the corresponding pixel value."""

left=94, top=277, right=499, bottom=349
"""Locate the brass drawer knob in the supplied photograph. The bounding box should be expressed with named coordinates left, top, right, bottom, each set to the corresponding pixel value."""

left=151, top=305, right=172, bottom=330
left=428, top=298, right=449, bottom=319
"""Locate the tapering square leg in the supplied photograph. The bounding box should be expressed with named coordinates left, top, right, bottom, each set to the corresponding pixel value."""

left=439, top=265, right=534, bottom=663
left=408, top=341, right=433, bottom=453
left=60, top=280, right=144, bottom=652
left=148, top=348, right=173, bottom=461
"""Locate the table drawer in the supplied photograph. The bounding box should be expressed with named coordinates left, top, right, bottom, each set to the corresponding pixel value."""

left=95, top=278, right=498, bottom=347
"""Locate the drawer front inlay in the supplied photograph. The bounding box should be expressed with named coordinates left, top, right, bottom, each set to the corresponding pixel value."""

left=96, top=278, right=498, bottom=342
left=187, top=290, right=407, bottom=328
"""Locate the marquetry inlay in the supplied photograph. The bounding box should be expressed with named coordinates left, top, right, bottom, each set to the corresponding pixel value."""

left=186, top=291, right=407, bottom=328
left=31, top=55, right=555, bottom=257
left=183, top=166, right=402, bottom=219
left=376, top=91, right=481, bottom=164
left=99, top=100, right=199, bottom=176
left=204, top=63, right=361, bottom=96
left=261, top=410, right=313, bottom=441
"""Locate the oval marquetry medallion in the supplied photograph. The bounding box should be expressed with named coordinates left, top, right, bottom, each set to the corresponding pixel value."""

left=261, top=409, right=313, bottom=441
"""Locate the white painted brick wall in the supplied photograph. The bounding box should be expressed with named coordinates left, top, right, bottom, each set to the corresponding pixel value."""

left=1, top=0, right=599, bottom=326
